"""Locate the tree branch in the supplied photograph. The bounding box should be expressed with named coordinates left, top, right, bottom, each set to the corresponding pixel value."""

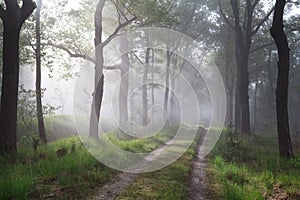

left=250, top=41, right=275, bottom=53
left=101, top=16, right=137, bottom=48
left=26, top=37, right=37, bottom=54
left=104, top=64, right=122, bottom=70
left=218, top=0, right=234, bottom=29
left=131, top=51, right=145, bottom=66
left=44, top=43, right=96, bottom=64
left=251, top=6, right=275, bottom=36
left=21, top=0, right=36, bottom=22
left=252, top=0, right=260, bottom=10
left=44, top=42, right=123, bottom=70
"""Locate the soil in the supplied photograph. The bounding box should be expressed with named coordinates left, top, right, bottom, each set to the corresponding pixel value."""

left=188, top=129, right=209, bottom=200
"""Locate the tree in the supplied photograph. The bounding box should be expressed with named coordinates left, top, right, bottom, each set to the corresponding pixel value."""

left=218, top=0, right=274, bottom=134
left=89, top=0, right=136, bottom=138
left=18, top=85, right=56, bottom=137
left=89, top=0, right=106, bottom=139
left=35, top=0, right=47, bottom=143
left=270, top=0, right=294, bottom=159
left=0, top=0, right=36, bottom=153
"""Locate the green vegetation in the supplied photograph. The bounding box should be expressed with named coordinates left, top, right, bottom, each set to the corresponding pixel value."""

left=0, top=136, right=116, bottom=199
left=0, top=127, right=182, bottom=199
left=116, top=128, right=204, bottom=200
left=208, top=129, right=300, bottom=200
left=107, top=126, right=177, bottom=153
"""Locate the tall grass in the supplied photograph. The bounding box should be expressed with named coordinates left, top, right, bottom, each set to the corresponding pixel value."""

left=0, top=126, right=181, bottom=199
left=209, top=129, right=300, bottom=200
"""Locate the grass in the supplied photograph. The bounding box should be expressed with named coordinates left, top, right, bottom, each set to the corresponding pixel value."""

left=116, top=127, right=204, bottom=200
left=106, top=126, right=177, bottom=153
left=0, top=136, right=117, bottom=199
left=0, top=126, right=182, bottom=199
left=207, top=129, right=300, bottom=200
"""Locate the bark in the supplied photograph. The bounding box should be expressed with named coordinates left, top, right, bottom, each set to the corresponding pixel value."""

left=224, top=32, right=235, bottom=125
left=234, top=46, right=241, bottom=130
left=270, top=0, right=294, bottom=159
left=254, top=80, right=258, bottom=128
left=118, top=33, right=129, bottom=135
left=267, top=48, right=275, bottom=120
left=151, top=49, right=155, bottom=119
left=230, top=0, right=252, bottom=134
left=163, top=50, right=172, bottom=122
left=35, top=0, right=47, bottom=144
left=170, top=55, right=179, bottom=125
left=0, top=0, right=36, bottom=153
left=227, top=83, right=234, bottom=125
left=89, top=0, right=135, bottom=138
left=142, top=36, right=151, bottom=126
left=89, top=0, right=106, bottom=139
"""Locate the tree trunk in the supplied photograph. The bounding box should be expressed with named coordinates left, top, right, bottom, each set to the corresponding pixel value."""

left=224, top=34, right=234, bottom=125
left=170, top=55, right=179, bottom=125
left=89, top=0, right=106, bottom=139
left=230, top=0, right=253, bottom=134
left=35, top=0, right=47, bottom=144
left=270, top=0, right=294, bottom=159
left=118, top=33, right=129, bottom=136
left=0, top=0, right=36, bottom=153
left=240, top=54, right=251, bottom=134
left=227, top=84, right=234, bottom=125
left=151, top=49, right=155, bottom=119
left=142, top=36, right=150, bottom=126
left=254, top=80, right=258, bottom=128
left=234, top=46, right=241, bottom=130
left=163, top=51, right=171, bottom=122
left=267, top=48, right=275, bottom=121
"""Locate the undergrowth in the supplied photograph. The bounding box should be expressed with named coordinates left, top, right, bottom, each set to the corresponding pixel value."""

left=208, top=128, right=300, bottom=200
left=116, top=127, right=205, bottom=200
left=0, top=127, right=179, bottom=199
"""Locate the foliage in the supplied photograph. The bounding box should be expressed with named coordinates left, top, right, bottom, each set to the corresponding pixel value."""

left=209, top=131, right=300, bottom=200
left=21, top=134, right=42, bottom=152
left=18, top=85, right=57, bottom=136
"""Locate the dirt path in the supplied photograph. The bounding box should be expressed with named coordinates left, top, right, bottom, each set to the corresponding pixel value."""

left=89, top=172, right=137, bottom=200
left=88, top=140, right=173, bottom=200
left=89, top=128, right=207, bottom=200
left=188, top=130, right=209, bottom=200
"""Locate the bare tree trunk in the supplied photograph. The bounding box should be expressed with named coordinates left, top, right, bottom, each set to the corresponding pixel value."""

left=227, top=84, right=234, bottom=125
left=224, top=33, right=234, bottom=125
left=142, top=35, right=150, bottom=126
left=234, top=50, right=241, bottom=130
left=239, top=55, right=251, bottom=134
left=230, top=0, right=252, bottom=134
left=35, top=0, right=47, bottom=144
left=118, top=13, right=129, bottom=135
left=267, top=48, right=275, bottom=121
left=89, top=0, right=106, bottom=139
left=163, top=50, right=172, bottom=122
left=170, top=55, right=178, bottom=125
left=0, top=0, right=36, bottom=153
left=270, top=0, right=294, bottom=159
left=151, top=49, right=155, bottom=119
left=254, top=80, right=258, bottom=129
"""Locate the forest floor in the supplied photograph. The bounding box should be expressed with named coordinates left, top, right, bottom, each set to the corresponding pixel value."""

left=188, top=130, right=209, bottom=200
left=88, top=127, right=207, bottom=200
left=88, top=140, right=173, bottom=200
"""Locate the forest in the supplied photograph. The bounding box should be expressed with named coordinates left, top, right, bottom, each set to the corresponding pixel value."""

left=0, top=0, right=299, bottom=199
